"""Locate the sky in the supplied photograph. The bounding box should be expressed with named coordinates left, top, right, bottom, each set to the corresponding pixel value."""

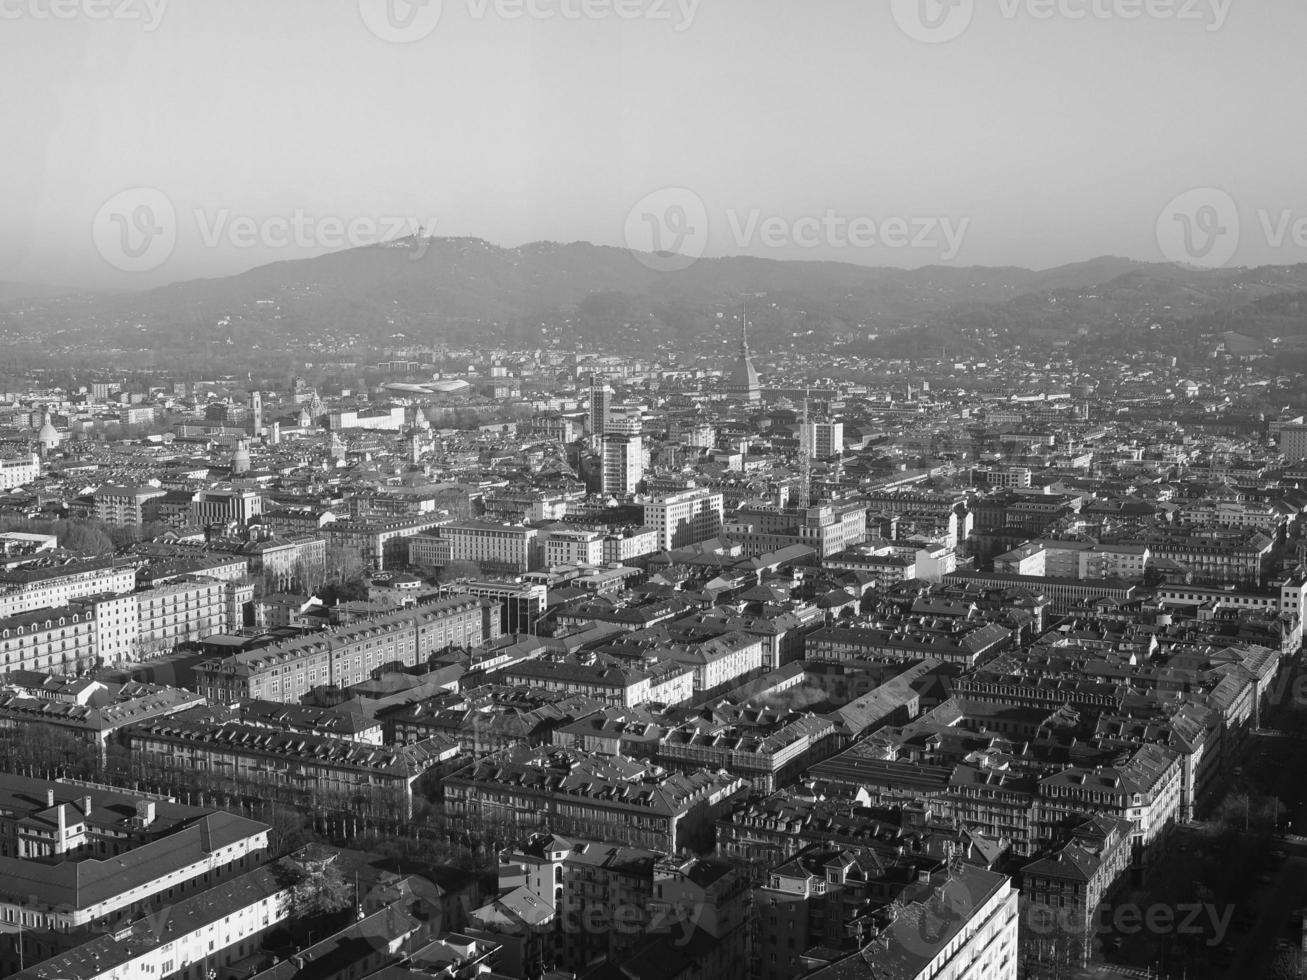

left=2, top=0, right=1306, bottom=290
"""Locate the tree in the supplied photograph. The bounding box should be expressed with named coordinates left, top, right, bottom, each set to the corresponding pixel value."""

left=276, top=852, right=355, bottom=921
left=295, top=556, right=327, bottom=596
left=436, top=560, right=482, bottom=584
left=267, top=805, right=319, bottom=857
left=1267, top=947, right=1301, bottom=980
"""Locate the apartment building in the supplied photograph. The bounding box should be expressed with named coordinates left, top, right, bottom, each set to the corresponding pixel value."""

left=191, top=486, right=264, bottom=527
left=806, top=622, right=1010, bottom=668
left=601, top=434, right=644, bottom=496
left=995, top=540, right=1150, bottom=582
left=328, top=405, right=406, bottom=430
left=445, top=746, right=748, bottom=853
left=658, top=714, right=839, bottom=793
left=652, top=630, right=765, bottom=692
left=1034, top=743, right=1183, bottom=871
left=602, top=526, right=660, bottom=562
left=322, top=515, right=448, bottom=571
left=134, top=576, right=229, bottom=654
left=193, top=597, right=492, bottom=703
left=1155, top=572, right=1307, bottom=622
left=942, top=571, right=1138, bottom=615
left=757, top=847, right=1018, bottom=980
left=0, top=605, right=99, bottom=673
left=0, top=558, right=138, bottom=619
left=1141, top=531, right=1274, bottom=587
left=92, top=485, right=167, bottom=527
left=800, top=421, right=844, bottom=459
left=544, top=527, right=605, bottom=567
left=0, top=675, right=201, bottom=750
left=1020, top=816, right=1135, bottom=969
left=0, top=775, right=268, bottom=976
left=127, top=720, right=458, bottom=818
left=643, top=488, right=725, bottom=550
left=493, top=834, right=750, bottom=977
left=69, top=591, right=139, bottom=665
left=0, top=453, right=39, bottom=490
left=209, top=534, right=328, bottom=593
left=1278, top=422, right=1307, bottom=462
left=440, top=520, right=541, bottom=574
left=727, top=501, right=866, bottom=558
left=501, top=654, right=695, bottom=707
left=409, top=531, right=453, bottom=568
left=11, top=860, right=292, bottom=980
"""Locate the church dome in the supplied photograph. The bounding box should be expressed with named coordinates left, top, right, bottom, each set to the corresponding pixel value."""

left=231, top=439, right=252, bottom=474
left=37, top=412, right=61, bottom=450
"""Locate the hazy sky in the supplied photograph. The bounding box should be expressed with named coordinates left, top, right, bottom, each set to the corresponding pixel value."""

left=3, top=0, right=1306, bottom=289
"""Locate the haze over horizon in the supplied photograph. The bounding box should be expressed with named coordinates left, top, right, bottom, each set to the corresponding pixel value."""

left=5, top=0, right=1307, bottom=290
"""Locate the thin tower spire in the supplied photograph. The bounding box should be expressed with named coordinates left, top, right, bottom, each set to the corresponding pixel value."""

left=798, top=387, right=812, bottom=509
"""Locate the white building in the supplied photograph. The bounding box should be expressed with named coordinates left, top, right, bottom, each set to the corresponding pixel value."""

left=1280, top=423, right=1307, bottom=462
left=800, top=421, right=844, bottom=459
left=601, top=434, right=643, bottom=497
left=75, top=591, right=140, bottom=665
left=545, top=528, right=605, bottom=567
left=0, top=560, right=138, bottom=620
left=0, top=454, right=39, bottom=490
left=442, top=520, right=540, bottom=574
left=643, top=488, right=724, bottom=550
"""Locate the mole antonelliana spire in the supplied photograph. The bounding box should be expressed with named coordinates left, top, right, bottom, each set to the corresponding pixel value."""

left=728, top=304, right=761, bottom=406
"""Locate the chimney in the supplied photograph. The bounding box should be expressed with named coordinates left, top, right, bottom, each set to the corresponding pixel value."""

left=56, top=803, right=67, bottom=855
left=46, top=789, right=55, bottom=807
left=83, top=795, right=93, bottom=820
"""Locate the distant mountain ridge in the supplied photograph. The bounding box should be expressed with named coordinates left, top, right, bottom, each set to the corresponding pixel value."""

left=4, top=238, right=1307, bottom=367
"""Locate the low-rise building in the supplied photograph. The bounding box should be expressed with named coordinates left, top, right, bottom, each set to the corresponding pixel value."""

left=445, top=746, right=748, bottom=852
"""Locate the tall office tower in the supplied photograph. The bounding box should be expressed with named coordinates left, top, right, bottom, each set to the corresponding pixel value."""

left=800, top=421, right=844, bottom=459
left=589, top=378, right=613, bottom=449
left=601, top=434, right=643, bottom=497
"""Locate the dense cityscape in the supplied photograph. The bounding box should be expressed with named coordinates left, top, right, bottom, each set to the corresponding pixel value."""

left=7, top=1, right=1307, bottom=979
left=0, top=317, right=1304, bottom=980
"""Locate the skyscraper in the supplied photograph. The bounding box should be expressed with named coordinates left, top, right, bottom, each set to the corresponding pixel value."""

left=601, top=434, right=643, bottom=497
left=727, top=313, right=761, bottom=406
left=589, top=378, right=613, bottom=449
left=801, top=421, right=844, bottom=459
